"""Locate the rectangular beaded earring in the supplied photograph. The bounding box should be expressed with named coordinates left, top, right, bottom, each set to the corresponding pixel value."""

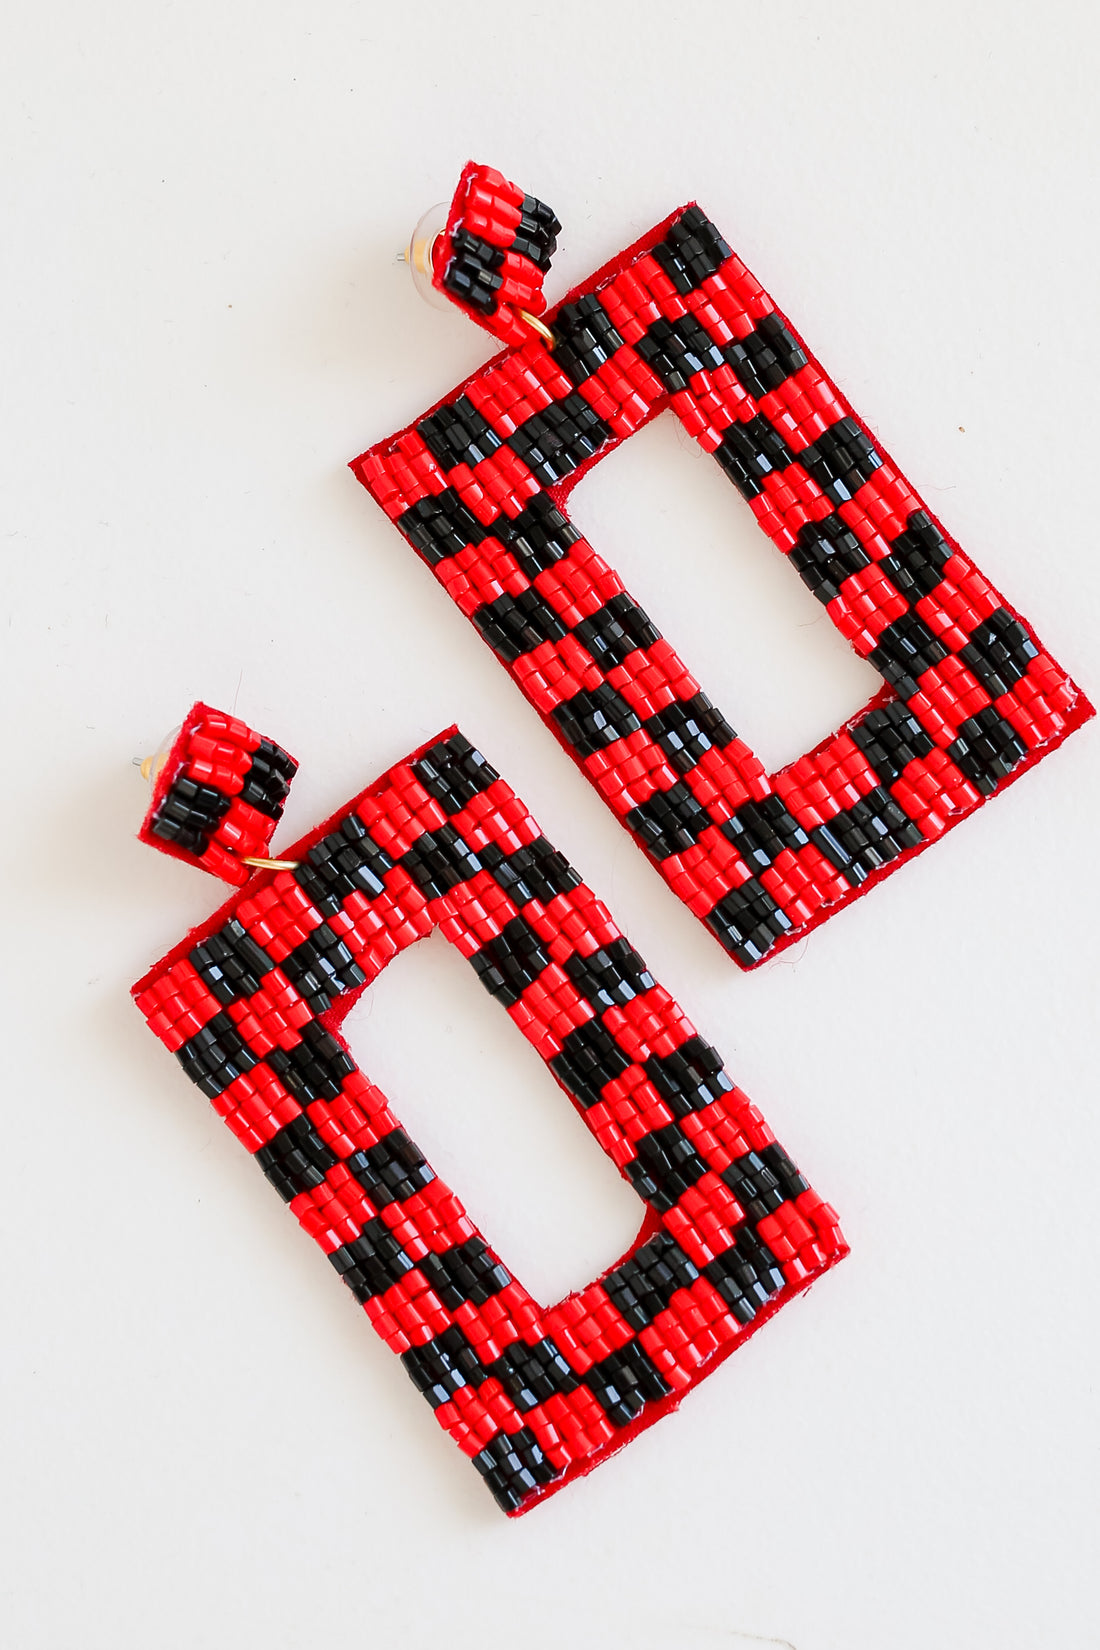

left=356, top=161, right=1092, bottom=967
left=134, top=706, right=846, bottom=1514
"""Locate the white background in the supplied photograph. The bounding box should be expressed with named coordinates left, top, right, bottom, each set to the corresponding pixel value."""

left=3, top=5, right=1099, bottom=1647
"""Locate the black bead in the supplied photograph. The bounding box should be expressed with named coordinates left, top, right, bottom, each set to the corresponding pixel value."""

left=626, top=779, right=710, bottom=861
left=150, top=776, right=231, bottom=857
left=419, top=1237, right=512, bottom=1311
left=412, top=732, right=500, bottom=816
left=266, top=1021, right=356, bottom=1106
left=397, top=487, right=487, bottom=566
left=190, top=917, right=275, bottom=1006
left=810, top=786, right=923, bottom=884
left=564, top=936, right=654, bottom=1014
left=255, top=1113, right=338, bottom=1201
left=869, top=613, right=949, bottom=699
left=721, top=796, right=809, bottom=871
left=480, top=835, right=582, bottom=908
left=238, top=738, right=297, bottom=820
left=549, top=1019, right=633, bottom=1109
left=584, top=1339, right=671, bottom=1428
left=329, top=1214, right=417, bottom=1302
left=491, top=493, right=579, bottom=578
left=603, top=1232, right=700, bottom=1330
left=789, top=512, right=871, bottom=605
left=551, top=683, right=643, bottom=758
left=280, top=921, right=367, bottom=1016
left=723, top=312, right=808, bottom=400
left=878, top=509, right=952, bottom=599
left=947, top=706, right=1028, bottom=795
left=650, top=205, right=732, bottom=295
left=552, top=293, right=625, bottom=387
left=401, top=1323, right=483, bottom=1407
left=344, top=1126, right=435, bottom=1209
left=644, top=1035, right=733, bottom=1119
left=958, top=606, right=1039, bottom=699
left=399, top=823, right=482, bottom=898
left=419, top=395, right=503, bottom=472
left=797, top=415, right=882, bottom=505
left=442, top=229, right=504, bottom=316
left=293, top=813, right=394, bottom=915
left=644, top=691, right=736, bottom=773
left=849, top=700, right=935, bottom=788
left=721, top=1150, right=786, bottom=1223
left=471, top=588, right=568, bottom=663
left=574, top=592, right=661, bottom=670
left=175, top=1010, right=258, bottom=1099
left=703, top=1226, right=786, bottom=1324
left=714, top=415, right=794, bottom=500
left=513, top=193, right=560, bottom=270
left=705, top=878, right=792, bottom=965
left=624, top=1121, right=710, bottom=1212
left=506, top=394, right=611, bottom=486
left=635, top=312, right=726, bottom=393
left=469, top=916, right=551, bottom=1008
left=486, top=1335, right=578, bottom=1410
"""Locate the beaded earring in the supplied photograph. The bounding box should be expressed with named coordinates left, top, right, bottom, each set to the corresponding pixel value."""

left=355, top=161, right=1093, bottom=967
left=134, top=705, right=845, bottom=1514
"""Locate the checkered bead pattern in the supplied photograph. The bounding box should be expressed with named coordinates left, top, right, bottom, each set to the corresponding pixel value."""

left=140, top=703, right=297, bottom=886
left=134, top=714, right=846, bottom=1515
left=436, top=161, right=561, bottom=349
left=355, top=163, right=1092, bottom=968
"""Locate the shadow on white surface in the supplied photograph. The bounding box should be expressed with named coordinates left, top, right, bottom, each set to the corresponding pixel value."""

left=342, top=929, right=644, bottom=1304
left=570, top=412, right=883, bottom=773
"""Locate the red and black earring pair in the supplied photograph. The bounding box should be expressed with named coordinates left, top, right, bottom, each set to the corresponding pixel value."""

left=132, top=162, right=1091, bottom=1514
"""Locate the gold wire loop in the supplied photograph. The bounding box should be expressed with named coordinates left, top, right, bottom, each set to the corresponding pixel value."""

left=135, top=755, right=299, bottom=872
left=519, top=309, right=557, bottom=349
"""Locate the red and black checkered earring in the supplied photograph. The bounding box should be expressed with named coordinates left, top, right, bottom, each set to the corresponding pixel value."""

left=356, top=161, right=1093, bottom=968
left=134, top=704, right=846, bottom=1514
